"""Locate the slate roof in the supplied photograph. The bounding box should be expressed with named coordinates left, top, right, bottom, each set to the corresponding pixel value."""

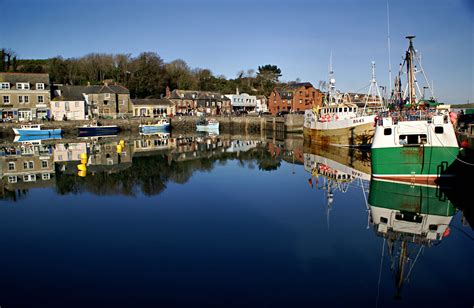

left=169, top=89, right=230, bottom=101
left=131, top=98, right=172, bottom=106
left=53, top=84, right=130, bottom=101
left=0, top=73, right=50, bottom=90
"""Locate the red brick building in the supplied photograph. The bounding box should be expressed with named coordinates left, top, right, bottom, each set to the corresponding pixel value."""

left=267, top=82, right=323, bottom=115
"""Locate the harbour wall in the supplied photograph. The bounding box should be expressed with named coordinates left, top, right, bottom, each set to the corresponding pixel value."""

left=0, top=115, right=305, bottom=137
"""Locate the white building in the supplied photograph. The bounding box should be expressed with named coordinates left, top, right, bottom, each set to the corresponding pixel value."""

left=51, top=86, right=87, bottom=120
left=256, top=95, right=268, bottom=113
left=225, top=91, right=257, bottom=113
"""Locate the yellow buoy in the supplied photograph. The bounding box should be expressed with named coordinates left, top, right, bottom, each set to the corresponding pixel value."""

left=77, top=163, right=87, bottom=171
left=119, top=140, right=125, bottom=147
left=77, top=170, right=87, bottom=177
left=80, top=158, right=88, bottom=164
left=116, top=145, right=123, bottom=153
left=80, top=153, right=88, bottom=160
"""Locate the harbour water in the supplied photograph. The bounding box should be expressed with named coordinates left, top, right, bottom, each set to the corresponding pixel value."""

left=0, top=133, right=472, bottom=307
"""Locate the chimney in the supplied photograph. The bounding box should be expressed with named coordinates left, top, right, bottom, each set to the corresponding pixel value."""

left=166, top=86, right=170, bottom=98
left=236, top=87, right=239, bottom=95
left=87, top=81, right=90, bottom=86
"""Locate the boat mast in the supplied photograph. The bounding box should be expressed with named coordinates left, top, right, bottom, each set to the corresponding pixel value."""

left=387, top=0, right=392, bottom=95
left=328, top=52, right=336, bottom=105
left=364, top=62, right=383, bottom=113
left=406, top=36, right=417, bottom=106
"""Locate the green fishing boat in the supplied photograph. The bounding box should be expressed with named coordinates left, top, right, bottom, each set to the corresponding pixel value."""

left=371, top=36, right=459, bottom=186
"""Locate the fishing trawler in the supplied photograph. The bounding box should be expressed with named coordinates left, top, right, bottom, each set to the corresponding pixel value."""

left=304, top=61, right=385, bottom=147
left=371, top=36, right=459, bottom=186
left=368, top=179, right=455, bottom=299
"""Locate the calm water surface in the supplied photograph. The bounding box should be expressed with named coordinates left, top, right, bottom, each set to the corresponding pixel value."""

left=0, top=133, right=472, bottom=307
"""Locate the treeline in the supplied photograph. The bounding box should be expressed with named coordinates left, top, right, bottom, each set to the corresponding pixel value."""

left=1, top=48, right=284, bottom=98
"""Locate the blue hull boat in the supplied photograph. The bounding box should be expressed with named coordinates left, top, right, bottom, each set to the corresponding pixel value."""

left=13, top=124, right=62, bottom=136
left=14, top=134, right=62, bottom=142
left=139, top=123, right=170, bottom=133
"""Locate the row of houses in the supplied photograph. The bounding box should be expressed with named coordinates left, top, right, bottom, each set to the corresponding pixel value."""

left=0, top=72, right=335, bottom=121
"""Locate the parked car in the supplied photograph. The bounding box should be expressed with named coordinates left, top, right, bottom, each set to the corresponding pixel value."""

left=276, top=111, right=289, bottom=117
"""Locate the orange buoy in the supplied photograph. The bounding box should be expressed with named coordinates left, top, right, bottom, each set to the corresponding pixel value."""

left=443, top=227, right=450, bottom=238
left=460, top=140, right=469, bottom=148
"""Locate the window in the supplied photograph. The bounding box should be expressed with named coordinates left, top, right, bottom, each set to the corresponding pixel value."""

left=299, top=99, right=302, bottom=104
left=23, top=174, right=36, bottom=182
left=41, top=160, right=48, bottom=168
left=19, top=95, right=29, bottom=103
left=37, top=95, right=44, bottom=103
left=55, top=102, right=59, bottom=108
left=36, top=83, right=45, bottom=90
left=16, top=83, right=30, bottom=90
left=8, top=176, right=17, bottom=183
left=23, top=161, right=34, bottom=169
left=3, top=95, right=10, bottom=104
left=75, top=101, right=79, bottom=108
left=121, top=99, right=126, bottom=105
left=42, top=173, right=50, bottom=180
left=8, top=162, right=15, bottom=170
left=105, top=93, right=111, bottom=99
left=0, top=83, right=9, bottom=89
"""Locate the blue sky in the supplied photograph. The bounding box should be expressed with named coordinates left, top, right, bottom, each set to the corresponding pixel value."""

left=2, top=0, right=473, bottom=103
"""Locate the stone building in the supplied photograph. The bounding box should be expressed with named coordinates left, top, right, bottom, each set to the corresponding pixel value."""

left=0, top=143, right=55, bottom=191
left=51, top=84, right=131, bottom=119
left=0, top=73, right=51, bottom=121
left=268, top=82, right=323, bottom=115
left=82, top=84, right=131, bottom=119
left=166, top=87, right=232, bottom=116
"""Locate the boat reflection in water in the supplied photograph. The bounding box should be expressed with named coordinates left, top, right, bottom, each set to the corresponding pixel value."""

left=304, top=145, right=371, bottom=226
left=368, top=179, right=455, bottom=300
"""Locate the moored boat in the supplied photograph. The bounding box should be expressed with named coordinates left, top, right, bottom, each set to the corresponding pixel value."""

left=371, top=36, right=459, bottom=186
left=139, top=118, right=170, bottom=133
left=304, top=62, right=385, bottom=147
left=196, top=118, right=219, bottom=131
left=77, top=123, right=119, bottom=137
left=12, top=124, right=62, bottom=136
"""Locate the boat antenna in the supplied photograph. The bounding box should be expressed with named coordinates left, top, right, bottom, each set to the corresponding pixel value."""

left=387, top=0, right=392, bottom=95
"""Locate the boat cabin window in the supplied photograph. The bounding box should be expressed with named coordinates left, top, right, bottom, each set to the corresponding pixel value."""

left=395, top=211, right=423, bottom=223
left=434, top=126, right=444, bottom=134
left=384, top=128, right=392, bottom=135
left=338, top=108, right=342, bottom=113
left=399, top=134, right=428, bottom=145
left=344, top=107, right=347, bottom=112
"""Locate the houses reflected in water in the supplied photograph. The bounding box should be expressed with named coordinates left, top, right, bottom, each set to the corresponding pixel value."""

left=0, top=134, right=280, bottom=198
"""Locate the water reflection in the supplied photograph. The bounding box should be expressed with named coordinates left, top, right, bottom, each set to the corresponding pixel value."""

left=368, top=180, right=455, bottom=301
left=304, top=146, right=371, bottom=227
left=0, top=133, right=471, bottom=306
left=1, top=133, right=286, bottom=198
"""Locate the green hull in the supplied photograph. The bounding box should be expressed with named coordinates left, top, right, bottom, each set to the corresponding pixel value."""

left=369, top=180, right=455, bottom=216
left=371, top=146, right=458, bottom=176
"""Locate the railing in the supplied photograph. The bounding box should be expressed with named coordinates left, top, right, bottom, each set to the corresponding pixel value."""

left=375, top=109, right=449, bottom=125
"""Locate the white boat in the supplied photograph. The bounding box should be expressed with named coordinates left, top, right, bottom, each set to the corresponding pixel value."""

left=196, top=118, right=219, bottom=131
left=12, top=124, right=62, bottom=136
left=304, top=62, right=385, bottom=147
left=139, top=119, right=170, bottom=133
